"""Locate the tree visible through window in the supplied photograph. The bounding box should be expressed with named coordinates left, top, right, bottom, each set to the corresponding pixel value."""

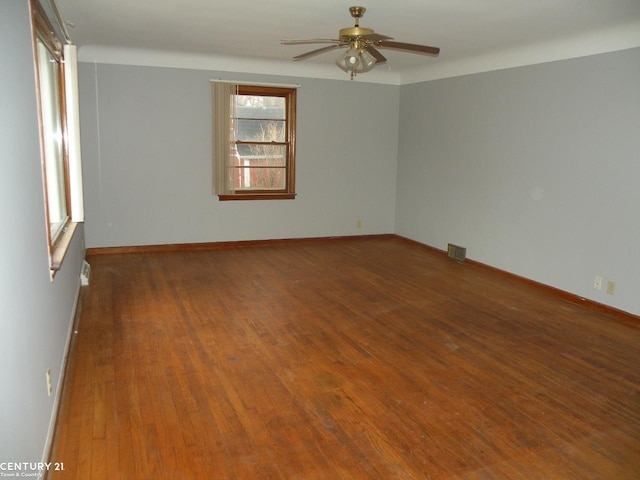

left=212, top=83, right=296, bottom=200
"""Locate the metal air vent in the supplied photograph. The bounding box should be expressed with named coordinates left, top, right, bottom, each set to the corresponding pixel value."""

left=447, top=244, right=466, bottom=263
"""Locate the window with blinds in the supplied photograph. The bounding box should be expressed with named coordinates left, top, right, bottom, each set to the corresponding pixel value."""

left=212, top=83, right=297, bottom=200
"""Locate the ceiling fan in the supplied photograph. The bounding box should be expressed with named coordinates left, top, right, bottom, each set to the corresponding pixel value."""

left=281, top=6, right=440, bottom=79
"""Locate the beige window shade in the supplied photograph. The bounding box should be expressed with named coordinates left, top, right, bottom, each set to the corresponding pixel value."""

left=211, top=82, right=237, bottom=195
left=64, top=44, right=84, bottom=222
left=211, top=81, right=298, bottom=200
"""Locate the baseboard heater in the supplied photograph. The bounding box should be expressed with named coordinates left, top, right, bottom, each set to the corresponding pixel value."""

left=447, top=244, right=466, bottom=263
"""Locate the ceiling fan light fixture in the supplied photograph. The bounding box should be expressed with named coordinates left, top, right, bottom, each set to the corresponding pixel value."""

left=335, top=46, right=376, bottom=79
left=336, top=47, right=361, bottom=71
left=357, top=48, right=376, bottom=72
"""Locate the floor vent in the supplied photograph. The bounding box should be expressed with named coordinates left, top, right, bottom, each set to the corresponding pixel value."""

left=80, top=260, right=91, bottom=286
left=447, top=244, right=466, bottom=263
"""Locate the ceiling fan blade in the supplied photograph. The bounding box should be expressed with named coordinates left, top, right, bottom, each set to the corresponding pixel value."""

left=376, top=40, right=440, bottom=56
left=293, top=44, right=345, bottom=61
left=281, top=39, right=341, bottom=45
left=362, top=33, right=393, bottom=42
left=364, top=45, right=387, bottom=65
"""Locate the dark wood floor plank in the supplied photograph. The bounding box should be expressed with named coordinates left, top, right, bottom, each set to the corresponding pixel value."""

left=48, top=237, right=640, bottom=479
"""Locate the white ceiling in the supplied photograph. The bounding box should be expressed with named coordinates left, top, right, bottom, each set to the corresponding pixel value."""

left=55, top=0, right=640, bottom=84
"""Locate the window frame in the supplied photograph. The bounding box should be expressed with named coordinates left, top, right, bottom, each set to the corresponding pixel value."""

left=30, top=0, right=79, bottom=277
left=216, top=85, right=297, bottom=201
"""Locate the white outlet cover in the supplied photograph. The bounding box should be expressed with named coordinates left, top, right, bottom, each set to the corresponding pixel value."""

left=594, top=276, right=602, bottom=290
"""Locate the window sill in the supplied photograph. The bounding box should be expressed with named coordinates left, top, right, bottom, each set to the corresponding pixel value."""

left=50, top=221, right=79, bottom=279
left=218, top=193, right=296, bottom=201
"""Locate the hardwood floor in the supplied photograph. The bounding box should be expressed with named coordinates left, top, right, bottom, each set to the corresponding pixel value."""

left=48, top=236, right=640, bottom=479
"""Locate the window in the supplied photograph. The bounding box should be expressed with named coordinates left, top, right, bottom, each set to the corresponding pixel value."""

left=212, top=83, right=297, bottom=200
left=31, top=0, right=84, bottom=276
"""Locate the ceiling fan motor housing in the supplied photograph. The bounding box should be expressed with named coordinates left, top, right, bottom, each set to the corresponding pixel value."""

left=339, top=26, right=374, bottom=39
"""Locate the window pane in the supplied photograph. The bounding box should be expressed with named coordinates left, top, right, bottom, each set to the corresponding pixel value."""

left=37, top=39, right=68, bottom=240
left=230, top=144, right=287, bottom=190
left=236, top=144, right=286, bottom=166
left=230, top=167, right=286, bottom=190
left=235, top=95, right=285, bottom=119
left=235, top=119, right=285, bottom=142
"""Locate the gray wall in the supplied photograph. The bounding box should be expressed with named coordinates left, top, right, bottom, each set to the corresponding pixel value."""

left=79, top=64, right=400, bottom=247
left=396, top=47, right=640, bottom=316
left=0, top=0, right=85, bottom=467
left=80, top=49, right=639, bottom=316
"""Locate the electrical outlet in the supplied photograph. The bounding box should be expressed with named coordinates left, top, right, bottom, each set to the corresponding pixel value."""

left=594, top=276, right=602, bottom=290
left=46, top=369, right=52, bottom=397
left=606, top=281, right=616, bottom=295
left=356, top=219, right=362, bottom=229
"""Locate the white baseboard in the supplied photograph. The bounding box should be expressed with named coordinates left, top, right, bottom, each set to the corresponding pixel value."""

left=41, top=276, right=82, bottom=466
